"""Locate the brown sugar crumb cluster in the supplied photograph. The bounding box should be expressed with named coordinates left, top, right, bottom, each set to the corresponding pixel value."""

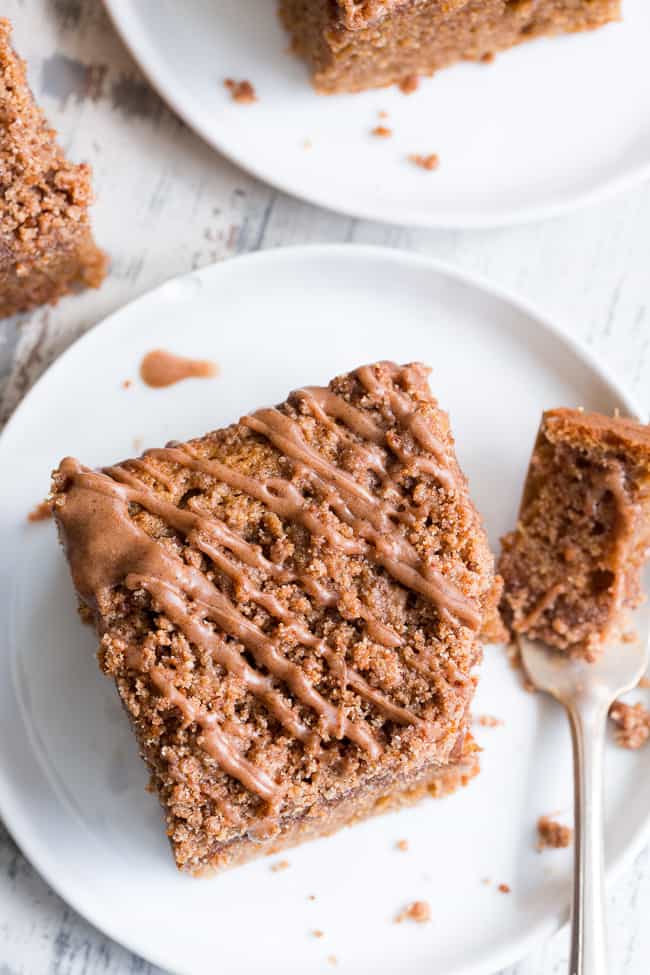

left=278, top=0, right=620, bottom=95
left=395, top=900, right=431, bottom=924
left=52, top=361, right=500, bottom=874
left=500, top=410, right=650, bottom=661
left=409, top=153, right=439, bottom=172
left=0, top=18, right=106, bottom=318
left=224, top=78, right=257, bottom=103
left=537, top=815, right=572, bottom=851
left=609, top=700, right=650, bottom=750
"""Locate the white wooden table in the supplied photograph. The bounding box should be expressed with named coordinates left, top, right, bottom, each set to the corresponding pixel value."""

left=2, top=2, right=650, bottom=972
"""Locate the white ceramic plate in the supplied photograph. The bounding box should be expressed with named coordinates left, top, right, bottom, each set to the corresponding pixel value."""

left=1, top=245, right=649, bottom=975
left=102, top=0, right=650, bottom=228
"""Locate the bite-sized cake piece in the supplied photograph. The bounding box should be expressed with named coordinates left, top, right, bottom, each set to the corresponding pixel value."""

left=0, top=18, right=106, bottom=319
left=279, top=0, right=621, bottom=95
left=499, top=409, right=650, bottom=661
left=52, top=361, right=499, bottom=874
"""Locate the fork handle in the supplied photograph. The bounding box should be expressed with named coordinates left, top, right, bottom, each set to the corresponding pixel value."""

left=566, top=696, right=609, bottom=975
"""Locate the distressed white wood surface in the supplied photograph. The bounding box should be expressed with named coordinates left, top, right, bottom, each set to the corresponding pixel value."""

left=1, top=2, right=650, bottom=973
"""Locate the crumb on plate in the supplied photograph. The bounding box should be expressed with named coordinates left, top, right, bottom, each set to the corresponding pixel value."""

left=609, top=700, right=650, bottom=749
left=395, top=900, right=431, bottom=924
left=409, top=153, right=439, bottom=171
left=537, top=815, right=572, bottom=851
left=224, top=78, right=257, bottom=103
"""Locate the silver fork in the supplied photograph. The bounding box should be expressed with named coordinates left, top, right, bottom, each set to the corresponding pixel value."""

left=520, top=614, right=650, bottom=975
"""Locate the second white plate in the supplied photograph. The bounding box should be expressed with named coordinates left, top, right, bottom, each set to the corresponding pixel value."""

left=1, top=246, right=649, bottom=975
left=103, top=0, right=650, bottom=228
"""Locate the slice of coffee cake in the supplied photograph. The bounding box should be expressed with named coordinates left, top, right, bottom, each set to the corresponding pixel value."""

left=0, top=18, right=106, bottom=318
left=52, top=361, right=499, bottom=873
left=279, top=1, right=621, bottom=95
left=500, top=409, right=650, bottom=661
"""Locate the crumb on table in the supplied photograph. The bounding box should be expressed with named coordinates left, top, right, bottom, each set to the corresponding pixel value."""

left=609, top=700, right=650, bottom=749
left=378, top=110, right=389, bottom=119
left=409, top=153, right=439, bottom=172
left=371, top=125, right=392, bottom=137
left=121, top=379, right=132, bottom=389
left=224, top=78, right=257, bottom=103
left=270, top=859, right=290, bottom=872
left=307, top=894, right=316, bottom=901
left=498, top=883, right=511, bottom=894
left=327, top=957, right=338, bottom=967
left=395, top=838, right=409, bottom=852
left=638, top=676, right=650, bottom=689
left=395, top=900, right=431, bottom=924
left=312, top=929, right=324, bottom=938
left=537, top=815, right=572, bottom=851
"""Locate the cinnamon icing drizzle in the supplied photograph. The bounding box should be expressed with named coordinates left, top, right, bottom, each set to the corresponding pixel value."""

left=56, top=363, right=481, bottom=809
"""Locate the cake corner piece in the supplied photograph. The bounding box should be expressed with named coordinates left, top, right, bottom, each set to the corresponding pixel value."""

left=0, top=17, right=107, bottom=319
left=52, top=361, right=498, bottom=874
left=499, top=408, right=650, bottom=661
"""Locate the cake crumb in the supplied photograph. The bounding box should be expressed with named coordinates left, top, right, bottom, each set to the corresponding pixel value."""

left=28, top=500, right=52, bottom=523
left=327, top=957, right=338, bottom=967
left=121, top=379, right=132, bottom=389
left=371, top=125, right=392, bottom=137
left=498, top=883, right=511, bottom=894
left=474, top=714, right=503, bottom=728
left=481, top=877, right=491, bottom=886
left=313, top=929, right=324, bottom=938
left=224, top=78, right=257, bottom=103
left=399, top=74, right=419, bottom=94
left=638, top=676, right=650, bottom=689
left=395, top=839, right=409, bottom=852
left=307, top=894, right=316, bottom=901
left=378, top=110, right=389, bottom=119
left=409, top=153, right=439, bottom=172
left=395, top=900, right=431, bottom=924
left=270, top=859, right=290, bottom=872
left=609, top=700, right=650, bottom=749
left=537, top=815, right=572, bottom=851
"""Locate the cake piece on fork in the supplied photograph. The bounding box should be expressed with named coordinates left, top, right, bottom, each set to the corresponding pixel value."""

left=499, top=409, right=650, bottom=662
left=52, top=361, right=500, bottom=873
left=278, top=0, right=621, bottom=95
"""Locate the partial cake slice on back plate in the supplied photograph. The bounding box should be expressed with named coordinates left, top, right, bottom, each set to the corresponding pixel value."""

left=52, top=361, right=500, bottom=874
left=499, top=409, right=650, bottom=661
left=279, top=0, right=621, bottom=95
left=0, top=18, right=106, bottom=318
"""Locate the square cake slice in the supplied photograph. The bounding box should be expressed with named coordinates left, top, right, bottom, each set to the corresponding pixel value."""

left=0, top=19, right=106, bottom=319
left=499, top=409, right=650, bottom=661
left=279, top=0, right=621, bottom=95
left=52, top=361, right=499, bottom=874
